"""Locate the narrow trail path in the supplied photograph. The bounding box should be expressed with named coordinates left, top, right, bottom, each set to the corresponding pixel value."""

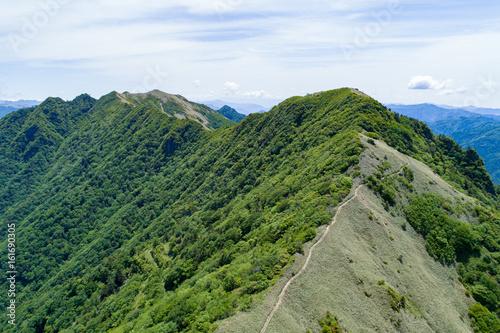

left=260, top=152, right=411, bottom=333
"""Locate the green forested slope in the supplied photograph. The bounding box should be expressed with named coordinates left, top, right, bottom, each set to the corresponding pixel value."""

left=0, top=94, right=96, bottom=215
left=0, top=88, right=498, bottom=332
left=217, top=105, right=246, bottom=123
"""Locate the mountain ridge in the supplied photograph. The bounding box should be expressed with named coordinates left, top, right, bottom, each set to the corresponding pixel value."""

left=386, top=103, right=500, bottom=123
left=217, top=105, right=246, bottom=123
left=115, top=90, right=236, bottom=130
left=220, top=134, right=477, bottom=333
left=0, top=88, right=498, bottom=332
left=199, top=100, right=272, bottom=115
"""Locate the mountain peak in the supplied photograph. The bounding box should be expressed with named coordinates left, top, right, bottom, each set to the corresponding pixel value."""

left=349, top=87, right=371, bottom=98
left=115, top=90, right=235, bottom=130
left=217, top=105, right=246, bottom=122
left=123, top=89, right=179, bottom=102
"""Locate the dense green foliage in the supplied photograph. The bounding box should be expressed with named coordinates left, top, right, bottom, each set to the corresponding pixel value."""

left=217, top=105, right=246, bottom=123
left=469, top=303, right=500, bottom=333
left=405, top=194, right=500, bottom=330
left=405, top=194, right=475, bottom=264
left=0, top=89, right=363, bottom=332
left=0, top=88, right=498, bottom=332
left=0, top=94, right=95, bottom=215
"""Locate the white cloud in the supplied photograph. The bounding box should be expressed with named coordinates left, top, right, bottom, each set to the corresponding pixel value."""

left=194, top=80, right=201, bottom=87
left=439, top=87, right=468, bottom=96
left=480, top=77, right=498, bottom=92
left=243, top=90, right=268, bottom=98
left=224, top=81, right=240, bottom=95
left=408, top=76, right=452, bottom=90
left=438, top=89, right=455, bottom=96
left=221, top=84, right=271, bottom=98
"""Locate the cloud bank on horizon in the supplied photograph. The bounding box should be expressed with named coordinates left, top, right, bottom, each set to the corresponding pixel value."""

left=0, top=0, right=499, bottom=108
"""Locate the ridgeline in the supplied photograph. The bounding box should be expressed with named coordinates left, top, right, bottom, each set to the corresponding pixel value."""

left=0, top=88, right=498, bottom=332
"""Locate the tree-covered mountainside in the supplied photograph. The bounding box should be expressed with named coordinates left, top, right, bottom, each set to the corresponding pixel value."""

left=388, top=104, right=500, bottom=184
left=217, top=105, right=246, bottom=123
left=0, top=88, right=498, bottom=332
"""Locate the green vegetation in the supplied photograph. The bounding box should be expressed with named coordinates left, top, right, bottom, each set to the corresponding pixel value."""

left=405, top=193, right=500, bottom=331
left=0, top=88, right=498, bottom=332
left=469, top=303, right=500, bottom=333
left=0, top=89, right=363, bottom=332
left=385, top=285, right=419, bottom=316
left=364, top=160, right=414, bottom=208
left=405, top=194, right=474, bottom=264
left=306, top=311, right=348, bottom=333
left=118, top=91, right=236, bottom=130
left=217, top=105, right=246, bottom=123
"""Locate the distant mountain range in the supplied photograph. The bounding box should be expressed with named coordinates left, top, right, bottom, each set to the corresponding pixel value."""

left=457, top=105, right=500, bottom=116
left=388, top=103, right=500, bottom=183
left=198, top=99, right=272, bottom=115
left=0, top=99, right=40, bottom=107
left=0, top=106, right=17, bottom=119
left=387, top=104, right=499, bottom=122
left=217, top=105, right=246, bottom=122
left=0, top=99, right=40, bottom=118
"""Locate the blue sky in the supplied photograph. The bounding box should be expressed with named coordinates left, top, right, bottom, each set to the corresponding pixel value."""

left=0, top=0, right=499, bottom=108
